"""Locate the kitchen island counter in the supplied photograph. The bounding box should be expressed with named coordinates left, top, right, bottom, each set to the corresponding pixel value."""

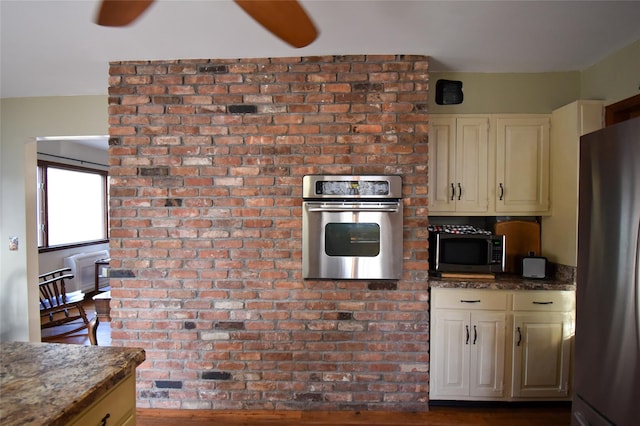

left=0, top=341, right=145, bottom=426
left=429, top=274, right=575, bottom=291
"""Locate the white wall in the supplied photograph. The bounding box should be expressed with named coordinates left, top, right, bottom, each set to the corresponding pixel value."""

left=37, top=138, right=109, bottom=171
left=38, top=243, right=110, bottom=277
left=429, top=39, right=640, bottom=114
left=0, top=95, right=108, bottom=342
left=428, top=71, right=581, bottom=114
left=580, top=39, right=640, bottom=105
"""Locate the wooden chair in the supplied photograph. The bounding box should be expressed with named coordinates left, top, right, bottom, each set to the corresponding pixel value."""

left=39, top=268, right=98, bottom=345
left=39, top=267, right=72, bottom=283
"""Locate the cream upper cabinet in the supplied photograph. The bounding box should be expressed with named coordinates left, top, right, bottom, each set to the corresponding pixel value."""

left=495, top=115, right=550, bottom=214
left=429, top=116, right=457, bottom=212
left=429, top=116, right=490, bottom=213
left=541, top=101, right=604, bottom=267
left=429, top=114, right=550, bottom=216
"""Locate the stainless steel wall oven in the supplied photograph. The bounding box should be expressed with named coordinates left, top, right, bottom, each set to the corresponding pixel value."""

left=302, top=175, right=403, bottom=280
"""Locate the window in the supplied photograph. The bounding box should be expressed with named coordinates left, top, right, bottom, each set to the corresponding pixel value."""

left=37, top=161, right=109, bottom=250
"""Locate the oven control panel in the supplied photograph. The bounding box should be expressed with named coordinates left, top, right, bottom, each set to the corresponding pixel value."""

left=302, top=175, right=402, bottom=199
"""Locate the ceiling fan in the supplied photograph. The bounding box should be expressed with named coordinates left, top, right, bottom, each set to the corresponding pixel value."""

left=95, top=0, right=318, bottom=48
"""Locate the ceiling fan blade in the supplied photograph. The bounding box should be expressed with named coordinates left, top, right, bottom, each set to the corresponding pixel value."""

left=96, top=0, right=155, bottom=27
left=234, top=0, right=318, bottom=48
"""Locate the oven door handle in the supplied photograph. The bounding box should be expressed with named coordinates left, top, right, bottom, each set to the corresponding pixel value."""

left=305, top=202, right=401, bottom=213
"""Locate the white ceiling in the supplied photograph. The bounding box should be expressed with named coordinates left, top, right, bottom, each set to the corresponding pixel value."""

left=2, top=0, right=640, bottom=99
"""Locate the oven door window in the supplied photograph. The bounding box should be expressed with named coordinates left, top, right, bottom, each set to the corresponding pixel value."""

left=325, top=223, right=380, bottom=257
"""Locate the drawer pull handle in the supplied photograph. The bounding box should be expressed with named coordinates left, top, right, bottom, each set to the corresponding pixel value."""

left=465, top=325, right=470, bottom=345
left=450, top=183, right=455, bottom=201
left=532, top=301, right=553, bottom=305
left=517, top=327, right=522, bottom=346
left=473, top=325, right=477, bottom=345
left=457, top=183, right=462, bottom=200
left=100, top=413, right=111, bottom=426
left=460, top=299, right=481, bottom=303
left=499, top=183, right=504, bottom=200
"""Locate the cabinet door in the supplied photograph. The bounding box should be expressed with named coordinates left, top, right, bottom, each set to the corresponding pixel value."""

left=512, top=312, right=572, bottom=398
left=428, top=117, right=457, bottom=212
left=431, top=309, right=506, bottom=399
left=495, top=116, right=550, bottom=214
left=431, top=310, right=470, bottom=397
left=68, top=374, right=136, bottom=426
left=469, top=311, right=506, bottom=398
left=455, top=117, right=490, bottom=213
left=429, top=116, right=489, bottom=213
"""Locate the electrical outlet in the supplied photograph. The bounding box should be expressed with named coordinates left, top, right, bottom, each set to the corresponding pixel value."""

left=9, top=237, right=19, bottom=251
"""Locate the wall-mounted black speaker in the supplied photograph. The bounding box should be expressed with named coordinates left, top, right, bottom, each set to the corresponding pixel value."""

left=435, top=79, right=463, bottom=105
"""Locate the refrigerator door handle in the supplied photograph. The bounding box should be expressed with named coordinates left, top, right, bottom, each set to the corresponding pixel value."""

left=573, top=410, right=589, bottom=426
left=636, top=219, right=640, bottom=348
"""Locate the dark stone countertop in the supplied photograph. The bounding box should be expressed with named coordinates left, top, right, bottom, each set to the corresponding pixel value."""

left=0, top=341, right=145, bottom=426
left=428, top=274, right=575, bottom=291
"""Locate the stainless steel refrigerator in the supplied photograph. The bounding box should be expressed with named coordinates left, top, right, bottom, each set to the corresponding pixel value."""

left=573, top=116, right=640, bottom=425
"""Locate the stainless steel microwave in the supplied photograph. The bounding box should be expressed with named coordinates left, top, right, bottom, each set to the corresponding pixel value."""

left=428, top=233, right=505, bottom=274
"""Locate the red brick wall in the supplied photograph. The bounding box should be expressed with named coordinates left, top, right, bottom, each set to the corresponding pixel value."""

left=108, top=55, right=430, bottom=410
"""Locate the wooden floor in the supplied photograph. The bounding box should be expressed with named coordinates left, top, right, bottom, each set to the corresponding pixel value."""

left=136, top=406, right=571, bottom=426
left=53, top=302, right=571, bottom=426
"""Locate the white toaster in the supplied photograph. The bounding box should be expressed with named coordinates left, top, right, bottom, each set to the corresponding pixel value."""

left=522, top=256, right=547, bottom=279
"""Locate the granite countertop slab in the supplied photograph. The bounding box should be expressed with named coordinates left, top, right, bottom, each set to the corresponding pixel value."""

left=0, top=341, right=145, bottom=426
left=429, top=274, right=576, bottom=291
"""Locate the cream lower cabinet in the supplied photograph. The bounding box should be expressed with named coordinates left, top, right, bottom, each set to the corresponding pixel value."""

left=430, top=288, right=574, bottom=402
left=430, top=289, right=507, bottom=400
left=511, top=291, right=574, bottom=398
left=68, top=374, right=137, bottom=426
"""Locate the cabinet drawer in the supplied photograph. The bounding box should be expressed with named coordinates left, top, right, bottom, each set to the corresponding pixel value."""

left=432, top=289, right=508, bottom=310
left=69, top=374, right=136, bottom=426
left=513, top=291, right=574, bottom=312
